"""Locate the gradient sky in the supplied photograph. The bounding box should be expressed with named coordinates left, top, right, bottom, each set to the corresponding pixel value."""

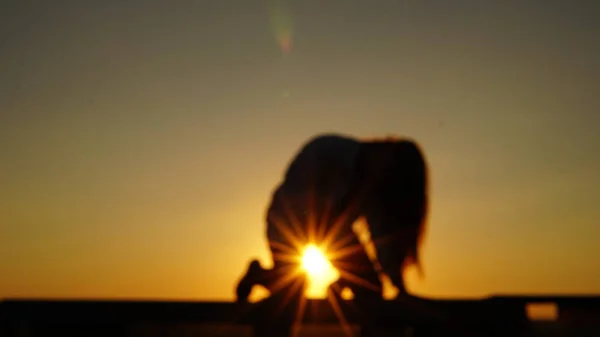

left=1, top=0, right=599, bottom=301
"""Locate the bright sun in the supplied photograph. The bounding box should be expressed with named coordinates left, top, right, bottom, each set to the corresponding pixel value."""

left=300, top=244, right=339, bottom=298
left=301, top=245, right=329, bottom=275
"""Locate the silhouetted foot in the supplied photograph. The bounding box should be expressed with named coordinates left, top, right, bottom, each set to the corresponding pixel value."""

left=235, top=259, right=263, bottom=303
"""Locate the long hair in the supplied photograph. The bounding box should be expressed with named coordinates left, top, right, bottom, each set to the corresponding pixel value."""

left=353, top=137, right=429, bottom=278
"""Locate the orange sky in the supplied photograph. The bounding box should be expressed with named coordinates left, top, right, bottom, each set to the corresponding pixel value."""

left=1, top=0, right=599, bottom=301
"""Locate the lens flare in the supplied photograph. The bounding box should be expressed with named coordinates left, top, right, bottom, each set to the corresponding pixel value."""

left=268, top=0, right=294, bottom=54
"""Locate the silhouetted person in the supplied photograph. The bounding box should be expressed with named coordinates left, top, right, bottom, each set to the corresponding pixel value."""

left=236, top=133, right=429, bottom=305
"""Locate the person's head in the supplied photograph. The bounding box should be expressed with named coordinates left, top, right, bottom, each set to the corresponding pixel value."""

left=356, top=137, right=429, bottom=285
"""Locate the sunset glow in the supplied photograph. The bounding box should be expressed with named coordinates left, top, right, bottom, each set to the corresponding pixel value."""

left=2, top=1, right=599, bottom=302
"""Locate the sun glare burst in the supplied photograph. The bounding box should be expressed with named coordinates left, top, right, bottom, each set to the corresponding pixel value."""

left=300, top=244, right=339, bottom=298
left=301, top=245, right=328, bottom=275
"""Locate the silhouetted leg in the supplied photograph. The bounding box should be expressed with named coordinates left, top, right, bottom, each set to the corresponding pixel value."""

left=241, top=259, right=305, bottom=337
left=252, top=255, right=307, bottom=337
left=365, top=212, right=413, bottom=298
left=244, top=237, right=305, bottom=337
left=235, top=186, right=300, bottom=303
left=264, top=186, right=311, bottom=296
left=326, top=234, right=384, bottom=337
left=386, top=262, right=408, bottom=298
left=330, top=234, right=382, bottom=302
left=235, top=259, right=299, bottom=302
left=252, top=278, right=305, bottom=337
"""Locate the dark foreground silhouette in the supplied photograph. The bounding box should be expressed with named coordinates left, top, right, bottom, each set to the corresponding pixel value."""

left=236, top=133, right=429, bottom=309
left=3, top=295, right=600, bottom=337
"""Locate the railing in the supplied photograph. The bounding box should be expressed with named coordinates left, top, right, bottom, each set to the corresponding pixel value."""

left=1, top=295, right=599, bottom=337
